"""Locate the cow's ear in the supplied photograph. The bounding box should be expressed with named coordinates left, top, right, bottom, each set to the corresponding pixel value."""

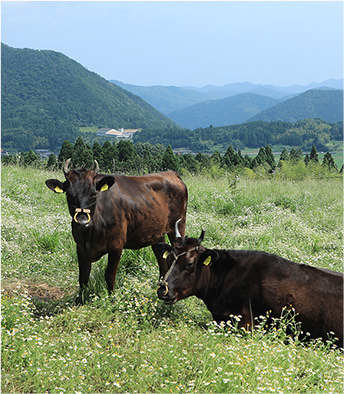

left=45, top=179, right=68, bottom=193
left=96, top=176, right=115, bottom=192
left=199, top=250, right=219, bottom=266
left=154, top=243, right=173, bottom=260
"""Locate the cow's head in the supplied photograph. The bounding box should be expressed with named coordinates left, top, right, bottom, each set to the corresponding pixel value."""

left=45, top=159, right=115, bottom=228
left=157, top=225, right=218, bottom=304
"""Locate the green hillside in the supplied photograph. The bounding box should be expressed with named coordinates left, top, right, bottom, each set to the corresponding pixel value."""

left=168, top=93, right=280, bottom=128
left=1, top=43, right=177, bottom=152
left=249, top=89, right=343, bottom=123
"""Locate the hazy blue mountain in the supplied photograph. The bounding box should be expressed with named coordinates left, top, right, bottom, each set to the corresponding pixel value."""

left=167, top=93, right=281, bottom=129
left=110, top=80, right=216, bottom=114
left=248, top=89, right=343, bottom=123
left=111, top=79, right=343, bottom=116
left=184, top=79, right=343, bottom=97
left=2, top=43, right=177, bottom=152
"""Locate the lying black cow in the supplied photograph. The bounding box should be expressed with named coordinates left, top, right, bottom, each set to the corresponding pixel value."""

left=157, top=224, right=343, bottom=345
left=46, top=159, right=188, bottom=294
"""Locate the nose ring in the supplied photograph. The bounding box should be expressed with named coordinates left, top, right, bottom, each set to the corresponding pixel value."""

left=74, top=208, right=91, bottom=224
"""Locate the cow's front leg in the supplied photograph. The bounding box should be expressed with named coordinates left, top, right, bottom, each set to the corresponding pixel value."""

left=77, top=245, right=92, bottom=291
left=105, top=249, right=122, bottom=294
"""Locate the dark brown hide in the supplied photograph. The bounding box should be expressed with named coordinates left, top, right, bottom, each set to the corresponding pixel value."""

left=46, top=167, right=188, bottom=294
left=157, top=233, right=343, bottom=345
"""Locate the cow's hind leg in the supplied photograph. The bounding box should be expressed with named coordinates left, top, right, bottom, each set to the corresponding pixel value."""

left=152, top=236, right=169, bottom=279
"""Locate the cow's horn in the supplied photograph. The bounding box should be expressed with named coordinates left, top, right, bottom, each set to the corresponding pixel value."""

left=175, top=219, right=182, bottom=238
left=63, top=158, right=72, bottom=176
left=198, top=229, right=205, bottom=244
left=94, top=160, right=99, bottom=174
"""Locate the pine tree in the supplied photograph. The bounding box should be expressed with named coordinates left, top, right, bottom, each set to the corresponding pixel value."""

left=195, top=152, right=210, bottom=170
left=279, top=148, right=289, bottom=162
left=46, top=153, right=57, bottom=169
left=101, top=141, right=116, bottom=173
left=322, top=152, right=337, bottom=171
left=210, top=150, right=222, bottom=165
left=278, top=148, right=289, bottom=167
left=92, top=142, right=103, bottom=169
left=251, top=147, right=267, bottom=168
left=264, top=145, right=275, bottom=168
left=117, top=140, right=138, bottom=172
left=22, top=150, right=39, bottom=166
left=71, top=137, right=93, bottom=168
left=310, top=145, right=319, bottom=163
left=222, top=145, right=236, bottom=168
left=162, top=145, right=180, bottom=172
left=117, top=140, right=136, bottom=162
left=58, top=140, right=74, bottom=163
left=290, top=148, right=302, bottom=162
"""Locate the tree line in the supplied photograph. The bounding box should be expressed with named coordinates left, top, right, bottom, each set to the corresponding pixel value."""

left=2, top=137, right=340, bottom=180
left=134, top=119, right=343, bottom=154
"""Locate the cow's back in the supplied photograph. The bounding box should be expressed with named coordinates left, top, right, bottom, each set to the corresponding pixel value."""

left=257, top=254, right=343, bottom=342
left=99, top=171, right=187, bottom=249
left=209, top=250, right=343, bottom=342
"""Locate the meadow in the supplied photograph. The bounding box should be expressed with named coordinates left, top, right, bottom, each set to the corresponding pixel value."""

left=1, top=164, right=343, bottom=393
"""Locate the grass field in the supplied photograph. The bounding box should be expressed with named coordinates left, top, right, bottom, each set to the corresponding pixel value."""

left=1, top=165, right=343, bottom=393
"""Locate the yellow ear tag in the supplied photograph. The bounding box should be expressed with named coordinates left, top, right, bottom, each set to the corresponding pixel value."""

left=203, top=256, right=212, bottom=266
left=100, top=184, right=109, bottom=192
left=54, top=186, right=64, bottom=193
left=163, top=251, right=170, bottom=259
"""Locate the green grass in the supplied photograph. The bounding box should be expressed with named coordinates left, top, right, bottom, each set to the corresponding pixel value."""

left=1, top=165, right=343, bottom=393
left=79, top=126, right=99, bottom=133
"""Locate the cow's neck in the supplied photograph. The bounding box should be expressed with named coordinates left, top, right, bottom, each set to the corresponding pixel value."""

left=194, top=251, right=238, bottom=319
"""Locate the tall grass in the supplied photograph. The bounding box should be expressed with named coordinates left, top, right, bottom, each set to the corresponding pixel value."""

left=1, top=165, right=343, bottom=393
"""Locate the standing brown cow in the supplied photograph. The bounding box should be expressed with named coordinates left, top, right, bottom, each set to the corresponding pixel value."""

left=157, top=224, right=343, bottom=345
left=46, top=160, right=188, bottom=294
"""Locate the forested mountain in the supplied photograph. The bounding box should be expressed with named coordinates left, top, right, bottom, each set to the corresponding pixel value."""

left=113, top=79, right=343, bottom=130
left=1, top=43, right=177, bottom=152
left=167, top=89, right=343, bottom=129
left=134, top=119, right=343, bottom=153
left=167, top=93, right=280, bottom=129
left=110, top=80, right=215, bottom=115
left=249, top=89, right=343, bottom=123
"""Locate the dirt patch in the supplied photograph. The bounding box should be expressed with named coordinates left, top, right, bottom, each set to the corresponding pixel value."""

left=2, top=280, right=74, bottom=300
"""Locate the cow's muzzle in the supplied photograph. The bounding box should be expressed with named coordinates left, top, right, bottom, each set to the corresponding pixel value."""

left=158, top=278, right=169, bottom=296
left=74, top=208, right=91, bottom=226
left=157, top=278, right=176, bottom=304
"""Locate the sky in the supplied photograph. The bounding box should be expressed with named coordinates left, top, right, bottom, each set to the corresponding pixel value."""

left=1, top=1, right=343, bottom=87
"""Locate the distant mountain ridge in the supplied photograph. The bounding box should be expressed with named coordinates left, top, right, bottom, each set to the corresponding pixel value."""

left=111, top=80, right=213, bottom=115
left=184, top=79, right=343, bottom=97
left=248, top=89, right=343, bottom=123
left=170, top=88, right=343, bottom=129
left=1, top=43, right=177, bottom=152
left=111, top=79, right=344, bottom=116
left=167, top=93, right=281, bottom=129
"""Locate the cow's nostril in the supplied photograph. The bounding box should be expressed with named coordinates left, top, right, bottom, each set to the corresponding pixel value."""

left=157, top=284, right=168, bottom=299
left=74, top=212, right=91, bottom=226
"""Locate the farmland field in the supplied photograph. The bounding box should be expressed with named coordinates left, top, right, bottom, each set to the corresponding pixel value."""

left=1, top=165, right=343, bottom=393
